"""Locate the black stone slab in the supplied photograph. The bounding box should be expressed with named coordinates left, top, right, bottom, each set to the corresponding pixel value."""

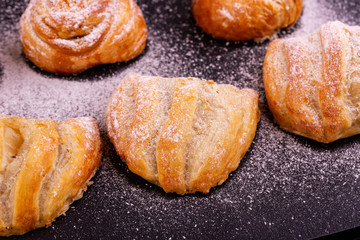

left=0, top=0, right=359, bottom=239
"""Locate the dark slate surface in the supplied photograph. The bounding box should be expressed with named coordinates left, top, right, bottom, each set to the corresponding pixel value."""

left=0, top=0, right=359, bottom=239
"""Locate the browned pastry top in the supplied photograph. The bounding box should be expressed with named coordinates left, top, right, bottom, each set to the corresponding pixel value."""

left=192, top=0, right=302, bottom=41
left=20, top=0, right=148, bottom=74
left=0, top=115, right=102, bottom=236
left=106, top=73, right=259, bottom=194
left=263, top=21, right=360, bottom=143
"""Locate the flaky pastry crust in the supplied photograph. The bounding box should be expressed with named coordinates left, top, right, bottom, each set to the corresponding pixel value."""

left=264, top=21, right=360, bottom=143
left=20, top=0, right=148, bottom=75
left=0, top=115, right=102, bottom=236
left=192, top=0, right=302, bottom=41
left=106, top=73, right=260, bottom=194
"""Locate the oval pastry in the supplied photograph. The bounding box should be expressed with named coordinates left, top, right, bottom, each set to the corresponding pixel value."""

left=106, top=73, right=260, bottom=194
left=264, top=21, right=360, bottom=143
left=192, top=0, right=303, bottom=41
left=0, top=115, right=102, bottom=236
left=20, top=0, right=148, bottom=75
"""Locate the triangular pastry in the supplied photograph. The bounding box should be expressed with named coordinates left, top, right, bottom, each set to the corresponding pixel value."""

left=106, top=73, right=259, bottom=194
left=264, top=21, right=360, bottom=143
left=0, top=115, right=102, bottom=236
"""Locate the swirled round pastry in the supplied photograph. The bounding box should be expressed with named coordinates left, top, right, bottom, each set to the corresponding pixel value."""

left=20, top=0, right=148, bottom=75
left=0, top=115, right=102, bottom=236
left=192, top=0, right=303, bottom=41
left=106, top=73, right=260, bottom=195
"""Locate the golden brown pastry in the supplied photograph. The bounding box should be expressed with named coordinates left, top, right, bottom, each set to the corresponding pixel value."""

left=192, top=0, right=303, bottom=41
left=0, top=115, right=102, bottom=236
left=263, top=21, right=360, bottom=143
left=20, top=0, right=148, bottom=75
left=106, top=73, right=260, bottom=194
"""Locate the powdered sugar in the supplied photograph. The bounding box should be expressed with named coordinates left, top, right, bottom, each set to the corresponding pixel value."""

left=217, top=7, right=234, bottom=22
left=26, top=0, right=113, bottom=51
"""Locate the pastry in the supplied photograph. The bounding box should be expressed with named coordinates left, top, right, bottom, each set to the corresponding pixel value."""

left=0, top=115, right=102, bottom=236
left=20, top=0, right=148, bottom=75
left=106, top=73, right=260, bottom=194
left=263, top=21, right=360, bottom=143
left=192, top=0, right=303, bottom=41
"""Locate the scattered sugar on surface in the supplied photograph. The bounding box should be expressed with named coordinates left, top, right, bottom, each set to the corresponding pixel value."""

left=1, top=0, right=360, bottom=240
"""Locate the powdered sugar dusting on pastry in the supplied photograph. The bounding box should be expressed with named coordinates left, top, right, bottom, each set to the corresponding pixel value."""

left=19, top=0, right=148, bottom=74
left=26, top=0, right=113, bottom=51
left=1, top=0, right=360, bottom=239
left=71, top=117, right=99, bottom=151
left=217, top=7, right=234, bottom=22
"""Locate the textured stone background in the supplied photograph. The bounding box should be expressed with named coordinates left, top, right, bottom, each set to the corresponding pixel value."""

left=0, top=0, right=359, bottom=239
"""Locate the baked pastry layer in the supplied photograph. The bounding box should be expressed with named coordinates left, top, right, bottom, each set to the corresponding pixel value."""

left=20, top=0, right=148, bottom=75
left=106, top=73, right=259, bottom=194
left=0, top=115, right=102, bottom=236
left=192, top=0, right=302, bottom=41
left=264, top=21, right=360, bottom=143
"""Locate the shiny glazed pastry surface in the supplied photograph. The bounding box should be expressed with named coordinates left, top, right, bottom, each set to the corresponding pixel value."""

left=264, top=21, right=360, bottom=143
left=192, top=0, right=302, bottom=41
left=0, top=115, right=102, bottom=236
left=20, top=0, right=148, bottom=75
left=106, top=73, right=260, bottom=194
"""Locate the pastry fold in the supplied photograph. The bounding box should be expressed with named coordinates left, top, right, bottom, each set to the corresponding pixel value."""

left=264, top=21, right=360, bottom=143
left=0, top=115, right=102, bottom=236
left=192, top=0, right=302, bottom=41
left=20, top=0, right=148, bottom=74
left=106, top=73, right=260, bottom=194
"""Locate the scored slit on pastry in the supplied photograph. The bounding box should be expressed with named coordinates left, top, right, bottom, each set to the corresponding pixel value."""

left=106, top=73, right=260, bottom=194
left=0, top=115, right=102, bottom=236
left=19, top=0, right=148, bottom=75
left=263, top=21, right=360, bottom=143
